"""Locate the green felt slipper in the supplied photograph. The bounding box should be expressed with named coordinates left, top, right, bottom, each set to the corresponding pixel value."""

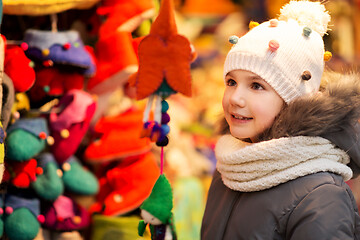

left=6, top=118, right=49, bottom=161
left=61, top=156, right=99, bottom=195
left=4, top=194, right=43, bottom=240
left=31, top=153, right=64, bottom=201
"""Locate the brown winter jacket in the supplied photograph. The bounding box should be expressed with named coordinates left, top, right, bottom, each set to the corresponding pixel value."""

left=201, top=72, right=360, bottom=240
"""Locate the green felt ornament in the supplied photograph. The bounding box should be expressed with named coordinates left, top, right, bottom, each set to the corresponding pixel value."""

left=139, top=174, right=177, bottom=240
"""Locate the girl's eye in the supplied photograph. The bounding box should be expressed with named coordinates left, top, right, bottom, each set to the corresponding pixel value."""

left=251, top=82, right=264, bottom=90
left=226, top=79, right=237, bottom=86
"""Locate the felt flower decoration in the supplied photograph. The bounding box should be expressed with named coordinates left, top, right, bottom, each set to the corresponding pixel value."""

left=129, top=0, right=195, bottom=100
left=129, top=0, right=196, bottom=146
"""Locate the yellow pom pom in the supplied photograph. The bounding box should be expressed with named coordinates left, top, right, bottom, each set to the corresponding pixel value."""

left=113, top=194, right=123, bottom=203
left=42, top=49, right=50, bottom=56
left=62, top=162, right=71, bottom=171
left=324, top=51, right=332, bottom=61
left=60, top=129, right=70, bottom=139
left=47, top=136, right=54, bottom=145
left=56, top=169, right=63, bottom=177
left=73, top=216, right=82, bottom=224
left=249, top=21, right=259, bottom=30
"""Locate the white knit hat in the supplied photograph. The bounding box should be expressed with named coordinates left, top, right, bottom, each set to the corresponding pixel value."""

left=224, top=0, right=331, bottom=103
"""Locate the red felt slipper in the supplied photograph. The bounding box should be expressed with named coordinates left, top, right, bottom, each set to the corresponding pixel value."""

left=97, top=0, right=155, bottom=38
left=84, top=107, right=151, bottom=163
left=49, top=89, right=96, bottom=164
left=3, top=159, right=38, bottom=188
left=89, top=152, right=160, bottom=216
left=29, top=68, right=84, bottom=102
left=86, top=32, right=138, bottom=95
left=4, top=40, right=35, bottom=92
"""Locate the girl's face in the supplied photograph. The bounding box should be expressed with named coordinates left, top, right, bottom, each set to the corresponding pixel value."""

left=222, top=70, right=284, bottom=142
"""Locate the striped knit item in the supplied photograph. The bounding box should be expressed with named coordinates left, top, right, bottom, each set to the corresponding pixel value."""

left=216, top=134, right=352, bottom=192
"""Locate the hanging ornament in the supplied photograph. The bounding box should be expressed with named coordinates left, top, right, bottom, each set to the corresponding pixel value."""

left=138, top=174, right=177, bottom=240
left=130, top=0, right=195, bottom=147
left=132, top=0, right=195, bottom=239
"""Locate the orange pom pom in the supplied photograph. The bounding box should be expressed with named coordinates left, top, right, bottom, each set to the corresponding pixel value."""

left=36, top=167, right=43, bottom=175
left=42, top=49, right=50, bottom=56
left=38, top=132, right=47, bottom=139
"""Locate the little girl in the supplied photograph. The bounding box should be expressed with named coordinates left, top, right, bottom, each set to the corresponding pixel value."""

left=201, top=1, right=360, bottom=239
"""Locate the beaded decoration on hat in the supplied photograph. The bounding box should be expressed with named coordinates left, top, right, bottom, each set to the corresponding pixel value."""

left=224, top=0, right=331, bottom=103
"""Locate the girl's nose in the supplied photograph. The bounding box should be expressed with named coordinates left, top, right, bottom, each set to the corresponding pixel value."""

left=230, top=88, right=246, bottom=108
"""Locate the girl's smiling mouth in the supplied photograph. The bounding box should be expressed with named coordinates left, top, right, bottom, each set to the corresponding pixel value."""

left=231, top=114, right=253, bottom=121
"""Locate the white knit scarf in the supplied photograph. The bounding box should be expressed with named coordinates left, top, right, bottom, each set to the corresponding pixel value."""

left=216, top=134, right=353, bottom=192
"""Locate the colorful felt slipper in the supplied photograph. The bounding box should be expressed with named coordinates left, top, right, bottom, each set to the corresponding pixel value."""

left=3, top=159, right=37, bottom=188
left=31, top=153, right=64, bottom=201
left=4, top=43, right=35, bottom=93
left=61, top=156, right=99, bottom=195
left=89, top=152, right=159, bottom=216
left=6, top=118, right=49, bottom=161
left=29, top=68, right=84, bottom=103
left=4, top=193, right=44, bottom=240
left=84, top=108, right=151, bottom=163
left=86, top=31, right=138, bottom=95
left=23, top=29, right=96, bottom=76
left=42, top=195, right=90, bottom=231
left=48, top=89, right=96, bottom=164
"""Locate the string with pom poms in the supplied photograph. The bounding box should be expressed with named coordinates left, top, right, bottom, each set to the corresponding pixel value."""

left=132, top=1, right=196, bottom=238
left=129, top=0, right=196, bottom=174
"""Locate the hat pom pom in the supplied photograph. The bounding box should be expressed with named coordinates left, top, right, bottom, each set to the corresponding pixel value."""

left=278, top=0, right=330, bottom=37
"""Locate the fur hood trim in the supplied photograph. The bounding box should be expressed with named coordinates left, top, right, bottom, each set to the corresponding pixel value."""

left=259, top=71, right=360, bottom=140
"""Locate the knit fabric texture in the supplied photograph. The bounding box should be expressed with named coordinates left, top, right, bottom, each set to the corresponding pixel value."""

left=216, top=134, right=352, bottom=192
left=223, top=0, right=330, bottom=103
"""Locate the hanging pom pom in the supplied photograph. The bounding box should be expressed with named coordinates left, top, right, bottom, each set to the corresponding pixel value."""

left=161, top=113, right=170, bottom=124
left=161, top=100, right=169, bottom=112
left=278, top=0, right=330, bottom=37
left=151, top=123, right=162, bottom=142
left=140, top=121, right=153, bottom=138
left=156, top=136, right=169, bottom=147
